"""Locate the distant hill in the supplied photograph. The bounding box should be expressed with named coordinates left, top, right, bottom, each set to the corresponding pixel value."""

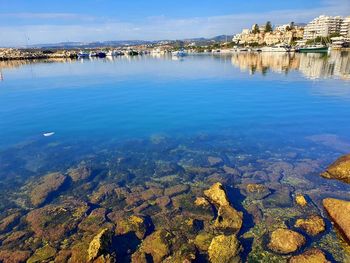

left=28, top=35, right=234, bottom=49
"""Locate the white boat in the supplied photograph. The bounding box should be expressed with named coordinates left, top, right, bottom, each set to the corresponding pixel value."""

left=77, top=51, right=89, bottom=58
left=261, top=44, right=290, bottom=52
left=43, top=132, right=55, bottom=137
left=89, top=51, right=97, bottom=57
left=172, top=49, right=187, bottom=57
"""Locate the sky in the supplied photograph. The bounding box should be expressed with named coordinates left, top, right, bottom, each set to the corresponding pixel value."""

left=0, top=0, right=349, bottom=46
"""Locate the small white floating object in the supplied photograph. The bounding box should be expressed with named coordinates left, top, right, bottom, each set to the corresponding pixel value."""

left=43, top=132, right=55, bottom=137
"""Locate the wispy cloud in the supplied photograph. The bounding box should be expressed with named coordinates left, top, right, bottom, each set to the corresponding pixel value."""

left=0, top=0, right=348, bottom=46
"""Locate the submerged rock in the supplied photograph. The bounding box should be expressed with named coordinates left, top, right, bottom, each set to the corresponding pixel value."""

left=208, top=234, right=242, bottom=263
left=88, top=228, right=113, bottom=262
left=0, top=250, right=31, bottom=263
left=289, top=248, right=330, bottom=263
left=267, top=228, right=306, bottom=254
left=194, top=197, right=210, bottom=207
left=68, top=164, right=92, bottom=182
left=323, top=198, right=350, bottom=243
left=30, top=172, right=67, bottom=206
left=321, top=154, right=350, bottom=184
left=164, top=184, right=190, bottom=197
left=26, top=199, right=89, bottom=242
left=138, top=229, right=173, bottom=263
left=294, top=215, right=326, bottom=236
left=116, top=215, right=150, bottom=239
left=214, top=205, right=243, bottom=233
left=242, top=183, right=271, bottom=200
left=0, top=212, right=21, bottom=233
left=27, top=245, right=56, bottom=263
left=194, top=232, right=215, bottom=251
left=208, top=156, right=223, bottom=167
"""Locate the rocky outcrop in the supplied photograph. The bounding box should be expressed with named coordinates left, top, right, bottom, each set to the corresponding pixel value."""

left=268, top=228, right=306, bottom=254
left=321, top=154, right=350, bottom=184
left=242, top=183, right=271, bottom=200
left=323, top=198, right=350, bottom=242
left=164, top=184, right=190, bottom=197
left=294, top=215, right=325, bottom=236
left=68, top=164, right=92, bottom=182
left=0, top=212, right=21, bottom=233
left=289, top=248, right=330, bottom=263
left=30, top=172, right=67, bottom=206
left=208, top=234, right=242, bottom=263
left=88, top=228, right=113, bottom=262
left=204, top=182, right=230, bottom=207
left=204, top=183, right=243, bottom=233
left=194, top=232, right=215, bottom=251
left=295, top=194, right=308, bottom=207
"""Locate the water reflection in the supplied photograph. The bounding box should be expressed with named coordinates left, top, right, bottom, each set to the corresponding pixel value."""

left=230, top=51, right=350, bottom=80
left=0, top=52, right=349, bottom=81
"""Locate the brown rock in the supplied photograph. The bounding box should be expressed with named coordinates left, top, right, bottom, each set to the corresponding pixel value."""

left=194, top=232, right=215, bottom=251
left=2, top=231, right=28, bottom=245
left=26, top=199, right=89, bottom=242
left=294, top=215, right=326, bottom=236
left=295, top=194, right=308, bottom=207
left=321, top=154, right=350, bottom=184
left=116, top=215, right=150, bottom=239
left=194, top=197, right=210, bottom=207
left=155, top=196, right=172, bottom=209
left=244, top=183, right=271, bottom=200
left=289, top=248, right=330, bottom=263
left=30, top=172, right=67, bottom=206
left=204, top=182, right=230, bottom=207
left=27, top=245, right=56, bottom=263
left=323, top=198, right=350, bottom=242
left=78, top=208, right=112, bottom=234
left=208, top=234, right=242, bottom=263
left=268, top=228, right=306, bottom=254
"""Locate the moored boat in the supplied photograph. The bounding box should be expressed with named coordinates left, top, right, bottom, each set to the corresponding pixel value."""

left=297, top=45, right=329, bottom=53
left=261, top=44, right=290, bottom=52
left=77, top=51, right=89, bottom=58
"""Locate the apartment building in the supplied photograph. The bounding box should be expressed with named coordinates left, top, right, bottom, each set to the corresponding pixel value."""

left=340, top=16, right=350, bottom=37
left=303, top=15, right=343, bottom=40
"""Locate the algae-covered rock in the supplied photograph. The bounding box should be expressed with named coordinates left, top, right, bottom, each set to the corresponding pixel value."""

left=0, top=250, right=31, bottom=263
left=194, top=232, right=215, bottom=251
left=204, top=182, right=230, bottom=207
left=30, top=172, right=67, bottom=206
left=321, top=154, right=350, bottom=184
left=26, top=199, right=89, bottom=242
left=268, top=228, right=306, bottom=254
left=164, top=184, right=190, bottom=197
left=289, top=248, right=330, bottom=263
left=88, top=228, right=113, bottom=262
left=116, top=215, right=150, bottom=239
left=323, top=198, right=350, bottom=243
left=78, top=208, right=112, bottom=234
left=27, top=245, right=56, bottom=263
left=0, top=212, right=21, bottom=233
left=208, top=234, right=242, bottom=263
left=214, top=205, right=243, bottom=233
left=139, top=229, right=173, bottom=263
left=294, top=215, right=325, bottom=236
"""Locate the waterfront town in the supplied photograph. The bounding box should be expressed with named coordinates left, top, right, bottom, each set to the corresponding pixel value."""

left=0, top=14, right=350, bottom=60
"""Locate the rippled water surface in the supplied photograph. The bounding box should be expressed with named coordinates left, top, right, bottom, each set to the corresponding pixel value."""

left=0, top=52, right=349, bottom=262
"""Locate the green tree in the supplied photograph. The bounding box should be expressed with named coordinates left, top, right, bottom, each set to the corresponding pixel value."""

left=265, top=21, right=273, bottom=32
left=252, top=24, right=260, bottom=34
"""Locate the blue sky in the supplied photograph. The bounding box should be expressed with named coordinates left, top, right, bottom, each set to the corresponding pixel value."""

left=0, top=0, right=349, bottom=46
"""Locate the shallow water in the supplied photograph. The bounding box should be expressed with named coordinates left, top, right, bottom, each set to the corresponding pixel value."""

left=0, top=52, right=349, bottom=262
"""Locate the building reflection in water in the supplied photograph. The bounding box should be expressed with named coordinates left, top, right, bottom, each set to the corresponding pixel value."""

left=231, top=51, right=350, bottom=80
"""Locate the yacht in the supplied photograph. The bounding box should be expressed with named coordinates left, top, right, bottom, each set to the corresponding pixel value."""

left=77, top=51, right=89, bottom=58
left=172, top=49, right=187, bottom=57
left=261, top=44, right=290, bottom=52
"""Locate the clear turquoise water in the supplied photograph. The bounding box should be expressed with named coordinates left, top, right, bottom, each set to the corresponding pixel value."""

left=1, top=53, right=350, bottom=150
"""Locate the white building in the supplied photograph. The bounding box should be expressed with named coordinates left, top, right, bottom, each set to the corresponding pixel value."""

left=303, top=15, right=343, bottom=40
left=340, top=16, right=350, bottom=37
